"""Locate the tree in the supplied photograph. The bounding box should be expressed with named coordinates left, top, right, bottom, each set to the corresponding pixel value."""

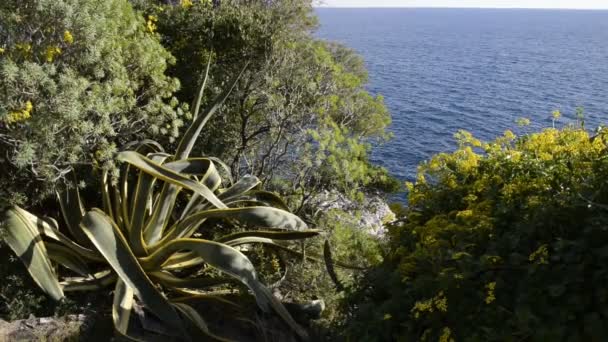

left=135, top=0, right=396, bottom=210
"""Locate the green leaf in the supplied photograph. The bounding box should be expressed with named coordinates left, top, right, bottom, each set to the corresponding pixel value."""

left=218, top=175, right=261, bottom=201
left=223, top=190, right=290, bottom=211
left=130, top=153, right=170, bottom=254
left=17, top=208, right=102, bottom=262
left=151, top=207, right=308, bottom=252
left=113, top=279, right=134, bottom=336
left=46, top=242, right=90, bottom=276
left=175, top=64, right=248, bottom=160
left=140, top=238, right=308, bottom=340
left=61, top=270, right=117, bottom=292
left=79, top=209, right=187, bottom=337
left=149, top=271, right=229, bottom=289
left=57, top=176, right=90, bottom=246
left=3, top=206, right=64, bottom=301
left=117, top=151, right=227, bottom=246
left=218, top=230, right=321, bottom=245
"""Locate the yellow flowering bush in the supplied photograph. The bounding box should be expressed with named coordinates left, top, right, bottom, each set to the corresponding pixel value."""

left=342, top=125, right=608, bottom=341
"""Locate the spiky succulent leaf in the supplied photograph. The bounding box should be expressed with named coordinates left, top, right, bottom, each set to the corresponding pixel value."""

left=3, top=206, right=64, bottom=300
left=79, top=209, right=187, bottom=338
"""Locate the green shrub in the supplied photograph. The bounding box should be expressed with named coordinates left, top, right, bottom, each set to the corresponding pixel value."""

left=281, top=209, right=384, bottom=337
left=342, top=126, right=608, bottom=341
left=0, top=0, right=183, bottom=208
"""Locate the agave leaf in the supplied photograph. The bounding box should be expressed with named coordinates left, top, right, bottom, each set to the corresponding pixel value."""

left=206, top=157, right=234, bottom=185
left=113, top=279, right=138, bottom=339
left=160, top=253, right=205, bottom=270
left=46, top=242, right=90, bottom=276
left=79, top=209, right=187, bottom=337
left=130, top=153, right=170, bottom=255
left=116, top=151, right=227, bottom=233
left=17, top=209, right=102, bottom=262
left=165, top=159, right=222, bottom=221
left=223, top=191, right=290, bottom=211
left=142, top=184, right=181, bottom=246
left=151, top=207, right=308, bottom=252
left=117, top=151, right=227, bottom=245
left=217, top=175, right=261, bottom=201
left=121, top=143, right=170, bottom=228
left=217, top=230, right=321, bottom=244
left=57, top=178, right=90, bottom=246
left=139, top=238, right=308, bottom=339
left=147, top=65, right=245, bottom=250
left=61, top=270, right=117, bottom=292
left=324, top=240, right=344, bottom=291
left=122, top=139, right=166, bottom=154
left=101, top=170, right=120, bottom=225
left=190, top=55, right=212, bottom=121
left=3, top=206, right=64, bottom=301
left=184, top=175, right=261, bottom=217
left=148, top=271, right=229, bottom=289
left=175, top=64, right=248, bottom=160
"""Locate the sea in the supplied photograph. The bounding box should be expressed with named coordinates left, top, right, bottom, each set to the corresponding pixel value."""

left=315, top=8, right=608, bottom=198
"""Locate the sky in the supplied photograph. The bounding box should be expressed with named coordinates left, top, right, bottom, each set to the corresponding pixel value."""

left=314, top=0, right=608, bottom=9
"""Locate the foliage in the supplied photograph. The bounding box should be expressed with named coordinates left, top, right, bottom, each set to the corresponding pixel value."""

left=133, top=0, right=395, bottom=205
left=341, top=125, right=608, bottom=341
left=281, top=209, right=384, bottom=337
left=0, top=0, right=183, bottom=208
left=1, top=73, right=322, bottom=340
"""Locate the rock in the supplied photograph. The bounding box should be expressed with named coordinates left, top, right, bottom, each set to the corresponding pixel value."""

left=307, top=190, right=396, bottom=237
left=0, top=314, right=97, bottom=342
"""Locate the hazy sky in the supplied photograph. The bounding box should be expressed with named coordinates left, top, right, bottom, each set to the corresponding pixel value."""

left=315, top=0, right=608, bottom=9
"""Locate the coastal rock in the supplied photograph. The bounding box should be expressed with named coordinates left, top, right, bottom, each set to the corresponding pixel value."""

left=307, top=190, right=395, bottom=237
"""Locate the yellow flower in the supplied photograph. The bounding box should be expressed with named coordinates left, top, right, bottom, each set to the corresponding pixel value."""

left=0, top=47, right=4, bottom=54
left=411, top=291, right=448, bottom=319
left=63, top=30, right=74, bottom=44
left=5, top=101, right=33, bottom=124
left=45, top=46, right=61, bottom=62
left=552, top=110, right=562, bottom=120
left=383, top=313, right=392, bottom=320
left=529, top=244, right=549, bottom=265
left=439, top=327, right=454, bottom=342
left=485, top=282, right=496, bottom=304
left=180, top=0, right=194, bottom=8
left=456, top=209, right=473, bottom=220
left=15, top=43, right=32, bottom=57
left=147, top=15, right=158, bottom=33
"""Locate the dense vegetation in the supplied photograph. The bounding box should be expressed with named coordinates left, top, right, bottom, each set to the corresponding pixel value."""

left=134, top=0, right=397, bottom=206
left=341, top=124, right=608, bottom=341
left=3, top=0, right=606, bottom=340
left=0, top=0, right=183, bottom=208
left=0, top=0, right=391, bottom=337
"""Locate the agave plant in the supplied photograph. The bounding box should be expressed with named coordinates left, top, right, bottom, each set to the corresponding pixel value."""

left=1, top=66, right=319, bottom=340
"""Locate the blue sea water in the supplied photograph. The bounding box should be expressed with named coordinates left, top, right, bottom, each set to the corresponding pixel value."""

left=315, top=8, right=608, bottom=191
